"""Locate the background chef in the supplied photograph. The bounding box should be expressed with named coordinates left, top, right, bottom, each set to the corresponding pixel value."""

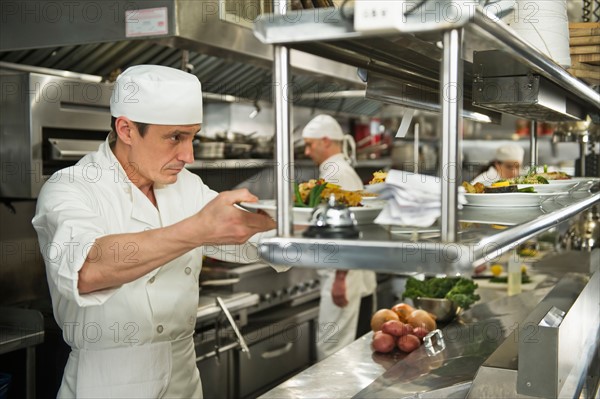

left=32, top=65, right=276, bottom=398
left=302, top=114, right=377, bottom=360
left=471, top=143, right=525, bottom=186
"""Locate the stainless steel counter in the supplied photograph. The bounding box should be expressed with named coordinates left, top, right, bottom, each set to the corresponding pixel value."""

left=261, top=286, right=552, bottom=398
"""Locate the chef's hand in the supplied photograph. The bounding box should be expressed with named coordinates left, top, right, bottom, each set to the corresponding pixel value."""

left=331, top=270, right=349, bottom=307
left=194, top=189, right=276, bottom=245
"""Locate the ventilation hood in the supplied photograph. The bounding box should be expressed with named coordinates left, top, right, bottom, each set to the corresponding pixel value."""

left=0, top=0, right=393, bottom=115
left=0, top=0, right=362, bottom=87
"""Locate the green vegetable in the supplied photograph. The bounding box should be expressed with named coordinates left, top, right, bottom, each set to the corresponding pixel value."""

left=294, top=183, right=308, bottom=207
left=295, top=182, right=328, bottom=208
left=517, top=187, right=535, bottom=193
left=308, top=183, right=326, bottom=207
left=403, top=277, right=480, bottom=309
left=543, top=164, right=548, bottom=173
left=535, top=175, right=549, bottom=184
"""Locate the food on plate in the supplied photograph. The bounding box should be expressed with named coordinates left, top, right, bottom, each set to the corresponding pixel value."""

left=370, top=309, right=400, bottom=331
left=510, top=165, right=571, bottom=184
left=403, top=277, right=480, bottom=309
left=369, top=170, right=388, bottom=185
left=490, top=264, right=531, bottom=283
left=490, top=264, right=504, bottom=277
left=462, top=180, right=535, bottom=194
left=462, top=181, right=485, bottom=194
left=397, top=334, right=421, bottom=353
left=371, top=331, right=396, bottom=353
left=293, top=179, right=363, bottom=207
left=483, top=180, right=518, bottom=194
left=540, top=171, right=571, bottom=180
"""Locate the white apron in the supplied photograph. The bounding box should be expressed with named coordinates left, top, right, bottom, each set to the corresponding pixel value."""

left=315, top=153, right=377, bottom=360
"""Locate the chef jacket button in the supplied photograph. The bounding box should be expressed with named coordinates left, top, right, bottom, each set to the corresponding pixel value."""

left=185, top=267, right=192, bottom=275
left=149, top=276, right=156, bottom=284
left=157, top=325, right=164, bottom=334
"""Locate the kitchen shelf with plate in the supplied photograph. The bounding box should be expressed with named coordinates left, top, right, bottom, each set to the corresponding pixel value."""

left=253, top=2, right=600, bottom=276
left=258, top=190, right=598, bottom=275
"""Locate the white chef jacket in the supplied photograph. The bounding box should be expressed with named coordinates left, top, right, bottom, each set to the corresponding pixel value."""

left=32, top=137, right=263, bottom=398
left=316, top=153, right=377, bottom=360
left=471, top=165, right=500, bottom=186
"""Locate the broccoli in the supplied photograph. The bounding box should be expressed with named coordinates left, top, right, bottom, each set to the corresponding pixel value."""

left=403, top=277, right=480, bottom=309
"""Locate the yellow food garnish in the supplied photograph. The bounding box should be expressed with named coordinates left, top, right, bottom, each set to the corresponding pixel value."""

left=369, top=170, right=387, bottom=185
left=491, top=181, right=510, bottom=187
left=521, top=265, right=528, bottom=274
left=490, top=264, right=504, bottom=277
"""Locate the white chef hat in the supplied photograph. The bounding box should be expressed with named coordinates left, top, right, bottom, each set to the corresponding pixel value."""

left=302, top=114, right=357, bottom=166
left=302, top=114, right=344, bottom=140
left=495, top=144, right=524, bottom=163
left=110, top=65, right=203, bottom=125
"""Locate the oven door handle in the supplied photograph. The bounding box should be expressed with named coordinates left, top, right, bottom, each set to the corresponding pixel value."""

left=260, top=342, right=293, bottom=359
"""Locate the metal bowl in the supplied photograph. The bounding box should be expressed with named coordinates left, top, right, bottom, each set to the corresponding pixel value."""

left=413, top=297, right=460, bottom=322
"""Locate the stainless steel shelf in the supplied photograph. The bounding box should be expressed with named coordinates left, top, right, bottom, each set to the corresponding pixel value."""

left=254, top=5, right=599, bottom=117
left=258, top=191, right=599, bottom=275
left=253, top=1, right=600, bottom=276
left=186, top=159, right=275, bottom=169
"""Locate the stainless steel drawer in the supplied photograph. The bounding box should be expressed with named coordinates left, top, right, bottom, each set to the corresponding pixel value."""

left=238, top=321, right=311, bottom=398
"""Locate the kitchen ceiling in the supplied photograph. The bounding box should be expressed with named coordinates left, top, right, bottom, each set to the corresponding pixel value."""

left=0, top=40, right=383, bottom=117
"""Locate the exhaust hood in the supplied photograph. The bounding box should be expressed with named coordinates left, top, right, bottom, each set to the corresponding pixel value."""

left=0, top=0, right=363, bottom=88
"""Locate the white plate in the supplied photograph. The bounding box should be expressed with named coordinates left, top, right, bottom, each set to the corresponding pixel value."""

left=460, top=206, right=545, bottom=225
left=463, top=192, right=559, bottom=207
left=517, top=181, right=576, bottom=193
left=239, top=200, right=385, bottom=225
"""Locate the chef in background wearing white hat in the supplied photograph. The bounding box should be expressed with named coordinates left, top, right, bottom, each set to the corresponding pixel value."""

left=32, top=65, right=275, bottom=398
left=471, top=143, right=525, bottom=186
left=302, top=114, right=377, bottom=360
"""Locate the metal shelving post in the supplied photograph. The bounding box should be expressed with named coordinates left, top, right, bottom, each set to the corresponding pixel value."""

left=273, top=2, right=293, bottom=237
left=440, top=28, right=463, bottom=243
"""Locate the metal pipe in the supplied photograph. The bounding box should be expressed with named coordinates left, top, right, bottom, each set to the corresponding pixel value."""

left=274, top=2, right=293, bottom=236
left=440, top=29, right=463, bottom=243
left=472, top=193, right=600, bottom=265
left=0, top=61, right=102, bottom=82
left=530, top=120, right=538, bottom=168
left=414, top=122, right=420, bottom=174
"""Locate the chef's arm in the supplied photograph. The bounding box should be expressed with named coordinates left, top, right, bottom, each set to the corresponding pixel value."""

left=78, top=189, right=276, bottom=294
left=331, top=270, right=349, bottom=307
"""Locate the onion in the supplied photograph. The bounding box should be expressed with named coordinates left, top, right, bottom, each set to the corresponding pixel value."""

left=406, top=309, right=437, bottom=332
left=370, top=309, right=399, bottom=332
left=391, top=303, right=415, bottom=323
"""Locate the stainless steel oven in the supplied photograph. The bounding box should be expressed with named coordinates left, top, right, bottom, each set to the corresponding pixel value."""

left=0, top=72, right=112, bottom=198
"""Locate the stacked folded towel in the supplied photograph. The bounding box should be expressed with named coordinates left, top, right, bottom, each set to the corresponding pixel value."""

left=366, top=170, right=467, bottom=227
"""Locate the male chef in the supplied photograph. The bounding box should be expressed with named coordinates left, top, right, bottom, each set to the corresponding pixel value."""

left=302, top=114, right=377, bottom=360
left=32, top=65, right=275, bottom=398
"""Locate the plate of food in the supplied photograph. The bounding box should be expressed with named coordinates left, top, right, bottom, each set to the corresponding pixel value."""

left=239, top=199, right=386, bottom=225
left=463, top=192, right=559, bottom=207
left=516, top=181, right=576, bottom=193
